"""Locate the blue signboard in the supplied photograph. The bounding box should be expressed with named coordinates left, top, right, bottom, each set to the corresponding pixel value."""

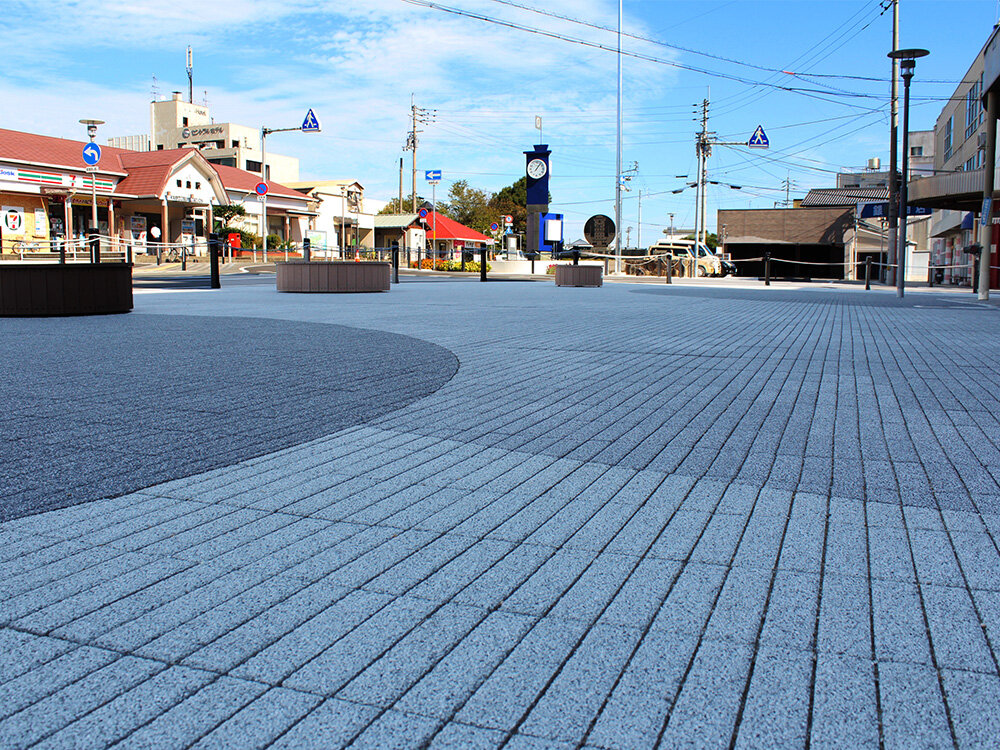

left=301, top=109, right=321, bottom=132
left=82, top=142, right=102, bottom=166
left=857, top=202, right=931, bottom=219
left=425, top=170, right=442, bottom=181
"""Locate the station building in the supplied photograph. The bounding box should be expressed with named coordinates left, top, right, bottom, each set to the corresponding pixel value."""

left=0, top=127, right=311, bottom=255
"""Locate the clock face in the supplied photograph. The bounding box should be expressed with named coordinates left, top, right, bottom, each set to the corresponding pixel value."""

left=527, top=158, right=547, bottom=179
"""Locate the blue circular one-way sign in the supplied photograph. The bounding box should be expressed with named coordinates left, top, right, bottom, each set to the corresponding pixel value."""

left=82, top=142, right=102, bottom=166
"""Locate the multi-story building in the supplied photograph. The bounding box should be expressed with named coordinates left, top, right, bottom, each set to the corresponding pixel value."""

left=909, top=31, right=997, bottom=287
left=284, top=180, right=387, bottom=255
left=111, top=93, right=300, bottom=184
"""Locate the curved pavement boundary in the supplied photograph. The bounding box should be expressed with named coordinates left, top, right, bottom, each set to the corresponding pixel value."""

left=0, top=314, right=458, bottom=521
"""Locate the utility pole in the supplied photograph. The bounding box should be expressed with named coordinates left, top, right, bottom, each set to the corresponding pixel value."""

left=614, top=0, right=623, bottom=274
left=404, top=96, right=436, bottom=213
left=693, top=98, right=710, bottom=256
left=637, top=188, right=642, bottom=252
left=398, top=158, right=403, bottom=213
left=887, top=0, right=900, bottom=285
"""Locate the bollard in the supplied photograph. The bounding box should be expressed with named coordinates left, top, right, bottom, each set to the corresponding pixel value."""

left=392, top=246, right=400, bottom=284
left=573, top=250, right=580, bottom=266
left=209, top=232, right=221, bottom=289
left=865, top=257, right=872, bottom=290
left=764, top=252, right=771, bottom=286
left=665, top=253, right=672, bottom=284
left=303, top=237, right=311, bottom=263
left=480, top=246, right=488, bottom=282
left=927, top=264, right=933, bottom=287
left=89, top=224, right=100, bottom=264
left=59, top=238, right=66, bottom=265
left=461, top=251, right=466, bottom=272
left=972, top=257, right=980, bottom=294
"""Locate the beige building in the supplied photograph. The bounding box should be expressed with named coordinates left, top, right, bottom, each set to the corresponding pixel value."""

left=145, top=93, right=299, bottom=184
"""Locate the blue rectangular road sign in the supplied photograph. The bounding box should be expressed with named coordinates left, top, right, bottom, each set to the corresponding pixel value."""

left=425, top=170, right=442, bottom=181
left=857, top=202, right=931, bottom=219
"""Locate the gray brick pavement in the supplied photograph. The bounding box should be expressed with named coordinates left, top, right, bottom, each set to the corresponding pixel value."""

left=2, top=278, right=1000, bottom=747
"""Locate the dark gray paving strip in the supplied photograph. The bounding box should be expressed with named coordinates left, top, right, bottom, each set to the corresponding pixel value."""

left=0, top=314, right=457, bottom=521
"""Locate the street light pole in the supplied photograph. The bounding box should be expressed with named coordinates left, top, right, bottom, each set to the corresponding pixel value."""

left=888, top=48, right=929, bottom=299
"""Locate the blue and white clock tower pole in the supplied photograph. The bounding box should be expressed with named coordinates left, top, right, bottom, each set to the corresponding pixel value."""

left=524, top=144, right=551, bottom=258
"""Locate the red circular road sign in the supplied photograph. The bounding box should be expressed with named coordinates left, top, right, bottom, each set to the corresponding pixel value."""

left=419, top=208, right=429, bottom=219
left=254, top=182, right=268, bottom=196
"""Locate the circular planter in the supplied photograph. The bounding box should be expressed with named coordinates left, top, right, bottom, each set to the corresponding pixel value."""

left=0, top=264, right=133, bottom=316
left=276, top=261, right=391, bottom=293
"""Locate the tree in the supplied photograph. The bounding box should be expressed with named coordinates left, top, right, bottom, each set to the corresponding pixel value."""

left=684, top=232, right=718, bottom=251
left=439, top=180, right=492, bottom=234
left=378, top=194, right=427, bottom=214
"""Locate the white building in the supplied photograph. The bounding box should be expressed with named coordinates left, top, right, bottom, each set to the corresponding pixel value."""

left=284, top=180, right=385, bottom=254
left=137, top=93, right=300, bottom=183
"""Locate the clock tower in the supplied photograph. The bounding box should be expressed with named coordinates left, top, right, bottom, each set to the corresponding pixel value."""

left=524, top=144, right=551, bottom=258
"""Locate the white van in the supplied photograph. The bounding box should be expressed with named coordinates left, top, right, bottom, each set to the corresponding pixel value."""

left=647, top=239, right=730, bottom=277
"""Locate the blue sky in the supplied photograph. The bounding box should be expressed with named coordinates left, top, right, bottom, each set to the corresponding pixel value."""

left=2, top=0, right=997, bottom=241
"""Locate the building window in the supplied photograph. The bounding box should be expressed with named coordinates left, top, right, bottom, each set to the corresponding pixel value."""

left=157, top=144, right=164, bottom=150
left=185, top=181, right=191, bottom=188
left=176, top=179, right=182, bottom=187
left=232, top=140, right=239, bottom=148
left=966, top=73, right=985, bottom=139
left=910, top=145, right=923, bottom=157
left=944, top=116, right=953, bottom=162
left=246, top=160, right=262, bottom=174
left=195, top=181, right=201, bottom=189
left=182, top=117, right=189, bottom=126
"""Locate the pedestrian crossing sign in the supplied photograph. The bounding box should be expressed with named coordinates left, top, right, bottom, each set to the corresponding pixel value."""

left=301, top=109, right=321, bottom=133
left=748, top=125, right=769, bottom=148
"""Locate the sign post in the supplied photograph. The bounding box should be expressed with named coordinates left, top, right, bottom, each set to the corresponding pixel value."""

left=261, top=109, right=321, bottom=263
left=425, top=170, right=441, bottom=260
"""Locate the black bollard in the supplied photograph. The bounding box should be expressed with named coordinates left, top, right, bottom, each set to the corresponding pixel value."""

left=865, top=257, right=872, bottom=291
left=392, top=246, right=400, bottom=284
left=665, top=253, right=672, bottom=284
left=303, top=237, right=311, bottom=263
left=480, top=246, right=488, bottom=282
left=764, top=252, right=771, bottom=286
left=89, top=224, right=100, bottom=264
left=573, top=251, right=580, bottom=266
left=209, top=232, right=221, bottom=289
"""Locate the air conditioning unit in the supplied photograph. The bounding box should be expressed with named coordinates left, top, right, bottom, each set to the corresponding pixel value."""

left=978, top=132, right=988, bottom=149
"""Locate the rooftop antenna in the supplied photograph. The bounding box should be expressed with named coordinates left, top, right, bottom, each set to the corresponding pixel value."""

left=186, top=46, right=193, bottom=104
left=151, top=74, right=159, bottom=102
left=202, top=89, right=209, bottom=108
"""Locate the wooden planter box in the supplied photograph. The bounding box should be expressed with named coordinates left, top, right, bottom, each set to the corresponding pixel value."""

left=0, top=264, right=133, bottom=316
left=277, top=261, right=391, bottom=293
left=555, top=264, right=603, bottom=287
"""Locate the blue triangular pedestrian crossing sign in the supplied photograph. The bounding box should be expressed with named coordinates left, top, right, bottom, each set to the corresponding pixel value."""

left=301, top=109, right=321, bottom=132
left=748, top=125, right=769, bottom=148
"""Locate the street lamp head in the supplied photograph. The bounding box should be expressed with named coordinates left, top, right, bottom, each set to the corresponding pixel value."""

left=888, top=48, right=929, bottom=61
left=78, top=118, right=104, bottom=141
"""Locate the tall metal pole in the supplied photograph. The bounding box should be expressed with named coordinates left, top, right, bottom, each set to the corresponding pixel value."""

left=399, top=158, right=404, bottom=213
left=637, top=188, right=642, bottom=252
left=897, top=64, right=912, bottom=297
left=261, top=127, right=268, bottom=264
left=411, top=95, right=418, bottom=213
left=614, top=0, right=623, bottom=274
left=889, top=49, right=928, bottom=296
left=979, top=88, right=997, bottom=300
left=699, top=99, right=709, bottom=252
left=887, top=0, right=900, bottom=285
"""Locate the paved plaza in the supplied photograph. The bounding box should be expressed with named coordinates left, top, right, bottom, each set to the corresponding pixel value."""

left=2, top=276, right=1000, bottom=748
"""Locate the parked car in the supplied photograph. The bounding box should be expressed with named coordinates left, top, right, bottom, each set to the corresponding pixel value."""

left=647, top=239, right=735, bottom=277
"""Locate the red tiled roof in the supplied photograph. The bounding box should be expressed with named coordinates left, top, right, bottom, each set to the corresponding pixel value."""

left=0, top=127, right=129, bottom=174
left=425, top=211, right=491, bottom=242
left=210, top=162, right=306, bottom=200
left=0, top=128, right=308, bottom=203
